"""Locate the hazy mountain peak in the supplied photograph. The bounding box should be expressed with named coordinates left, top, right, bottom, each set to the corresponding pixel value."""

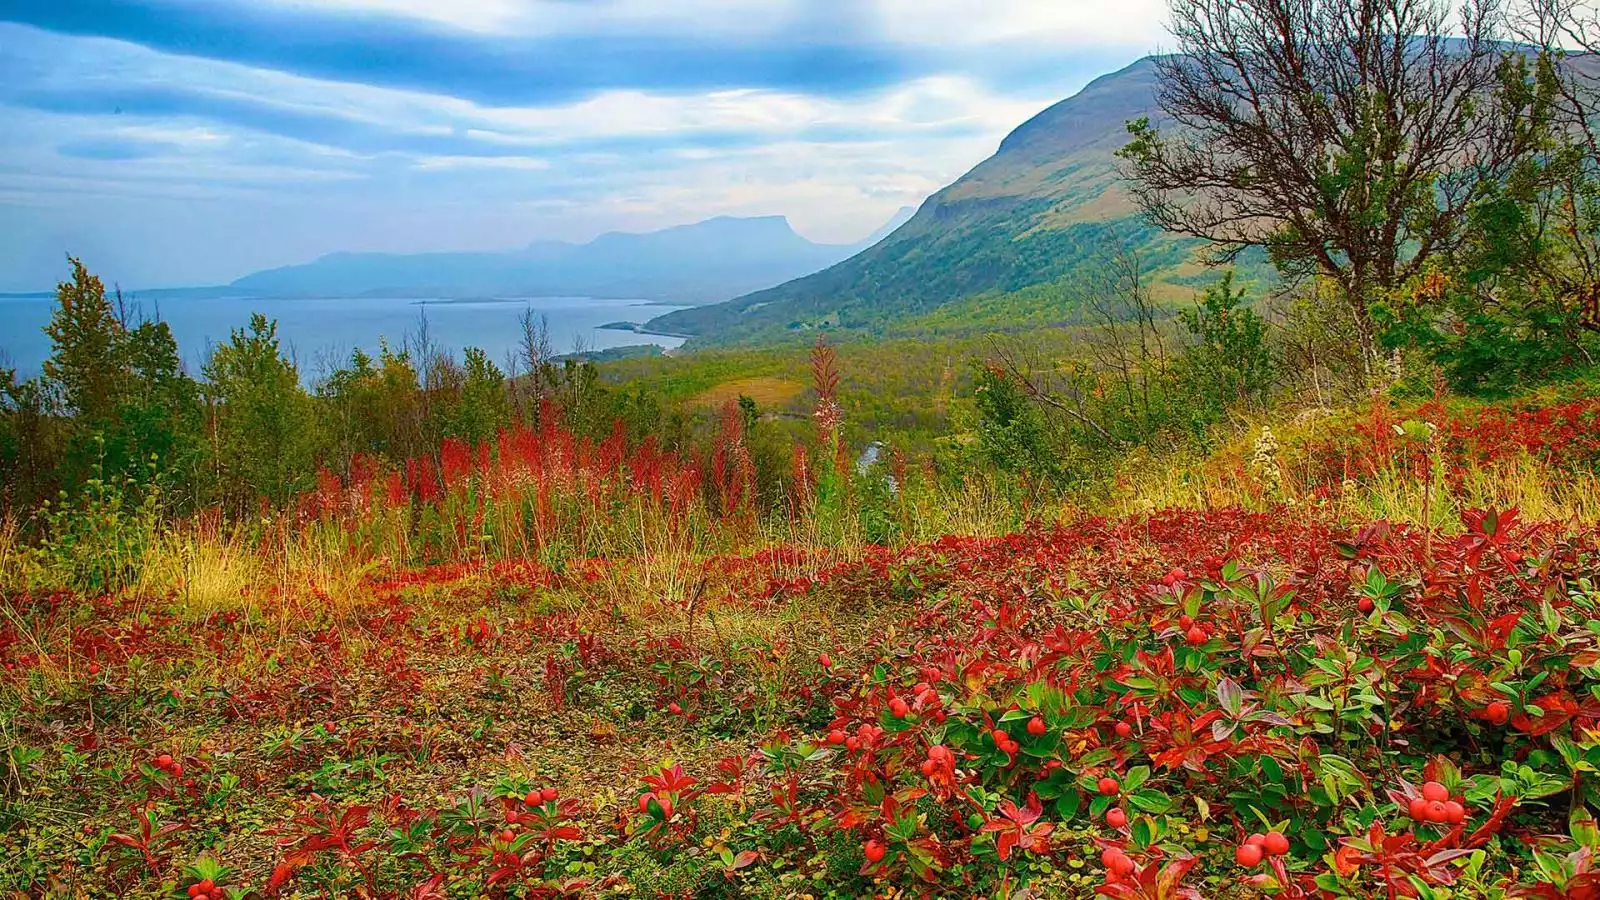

left=228, top=214, right=866, bottom=304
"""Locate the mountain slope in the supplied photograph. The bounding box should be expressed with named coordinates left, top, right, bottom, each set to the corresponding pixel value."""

left=230, top=215, right=893, bottom=304
left=647, top=58, right=1192, bottom=342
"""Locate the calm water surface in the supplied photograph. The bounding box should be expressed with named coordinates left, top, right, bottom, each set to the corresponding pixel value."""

left=0, top=294, right=686, bottom=378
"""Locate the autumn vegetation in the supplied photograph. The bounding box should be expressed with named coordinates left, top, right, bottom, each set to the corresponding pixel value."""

left=7, top=0, right=1600, bottom=897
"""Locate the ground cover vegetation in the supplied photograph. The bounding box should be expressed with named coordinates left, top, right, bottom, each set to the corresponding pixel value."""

left=7, top=0, right=1600, bottom=897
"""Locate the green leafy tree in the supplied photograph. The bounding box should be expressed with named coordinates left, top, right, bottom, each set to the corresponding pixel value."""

left=1172, top=272, right=1274, bottom=432
left=971, top=362, right=1065, bottom=485
left=203, top=313, right=321, bottom=507
left=319, top=341, right=424, bottom=469
left=1377, top=53, right=1600, bottom=392
left=444, top=347, right=510, bottom=445
left=39, top=258, right=202, bottom=503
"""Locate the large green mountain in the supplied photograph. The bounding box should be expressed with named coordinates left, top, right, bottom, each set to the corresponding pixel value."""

left=648, top=57, right=1198, bottom=344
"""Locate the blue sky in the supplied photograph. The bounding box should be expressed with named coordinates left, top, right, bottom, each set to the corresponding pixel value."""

left=0, top=0, right=1162, bottom=290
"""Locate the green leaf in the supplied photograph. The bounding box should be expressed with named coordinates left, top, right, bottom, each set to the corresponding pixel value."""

left=1130, top=816, right=1156, bottom=849
left=1128, top=790, right=1171, bottom=814
left=1122, top=766, right=1151, bottom=793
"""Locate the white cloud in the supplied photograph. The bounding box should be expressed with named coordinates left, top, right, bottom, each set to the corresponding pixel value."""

left=874, top=0, right=1169, bottom=47
left=255, top=0, right=816, bottom=36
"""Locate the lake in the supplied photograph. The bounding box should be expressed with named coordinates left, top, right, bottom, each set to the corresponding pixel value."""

left=0, top=294, right=687, bottom=380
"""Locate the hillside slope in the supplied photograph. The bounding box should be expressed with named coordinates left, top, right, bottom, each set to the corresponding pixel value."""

left=648, top=57, right=1194, bottom=343
left=230, top=215, right=894, bottom=304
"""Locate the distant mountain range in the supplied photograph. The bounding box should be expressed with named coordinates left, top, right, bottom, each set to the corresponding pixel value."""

left=647, top=58, right=1198, bottom=343
left=227, top=210, right=915, bottom=306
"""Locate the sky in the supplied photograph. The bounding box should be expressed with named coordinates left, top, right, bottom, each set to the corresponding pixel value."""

left=0, top=0, right=1165, bottom=290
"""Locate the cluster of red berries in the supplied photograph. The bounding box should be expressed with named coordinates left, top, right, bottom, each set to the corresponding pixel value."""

left=1160, top=567, right=1187, bottom=587
left=887, top=682, right=946, bottom=722
left=1100, top=846, right=1137, bottom=878
left=505, top=787, right=559, bottom=824
left=1176, top=614, right=1210, bottom=646
left=1234, top=830, right=1290, bottom=867
left=152, top=753, right=184, bottom=778
left=918, top=744, right=956, bottom=779
left=1408, top=781, right=1467, bottom=825
left=185, top=879, right=220, bottom=899
left=826, top=722, right=886, bottom=752
left=991, top=727, right=1020, bottom=756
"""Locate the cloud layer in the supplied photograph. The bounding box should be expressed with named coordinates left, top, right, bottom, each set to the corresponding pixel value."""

left=0, top=0, right=1163, bottom=289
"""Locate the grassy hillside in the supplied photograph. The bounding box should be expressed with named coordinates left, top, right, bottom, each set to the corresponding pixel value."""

left=648, top=58, right=1202, bottom=344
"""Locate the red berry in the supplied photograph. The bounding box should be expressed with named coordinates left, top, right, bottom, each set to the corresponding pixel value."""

left=1114, top=721, right=1133, bottom=739
left=499, top=829, right=515, bottom=843
left=1262, top=831, right=1290, bottom=856
left=1110, top=851, right=1136, bottom=876
left=1027, top=716, right=1047, bottom=736
left=1235, top=843, right=1264, bottom=867
left=198, top=881, right=214, bottom=893
left=88, top=662, right=100, bottom=675
left=1443, top=800, right=1465, bottom=824
left=1106, top=808, right=1128, bottom=828
left=1485, top=701, right=1509, bottom=725
left=1178, top=614, right=1194, bottom=629
left=1408, top=797, right=1430, bottom=821
left=155, top=754, right=173, bottom=769
left=325, top=721, right=336, bottom=732
left=188, top=887, right=202, bottom=898
left=1098, top=776, right=1120, bottom=796
left=1358, top=597, right=1375, bottom=613
left=1245, top=832, right=1266, bottom=847
left=541, top=787, right=559, bottom=802
left=1185, top=626, right=1207, bottom=645
left=1427, top=800, right=1449, bottom=822
left=928, top=744, right=950, bottom=761
left=818, top=652, right=833, bottom=668
left=1101, top=848, right=1122, bottom=869
left=169, top=763, right=183, bottom=777
left=827, top=729, right=846, bottom=745
left=920, top=759, right=936, bottom=777
left=667, top=701, right=683, bottom=715
left=863, top=839, right=886, bottom=863
left=846, top=737, right=860, bottom=751
left=889, top=697, right=910, bottom=718
left=1421, top=781, right=1449, bottom=803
